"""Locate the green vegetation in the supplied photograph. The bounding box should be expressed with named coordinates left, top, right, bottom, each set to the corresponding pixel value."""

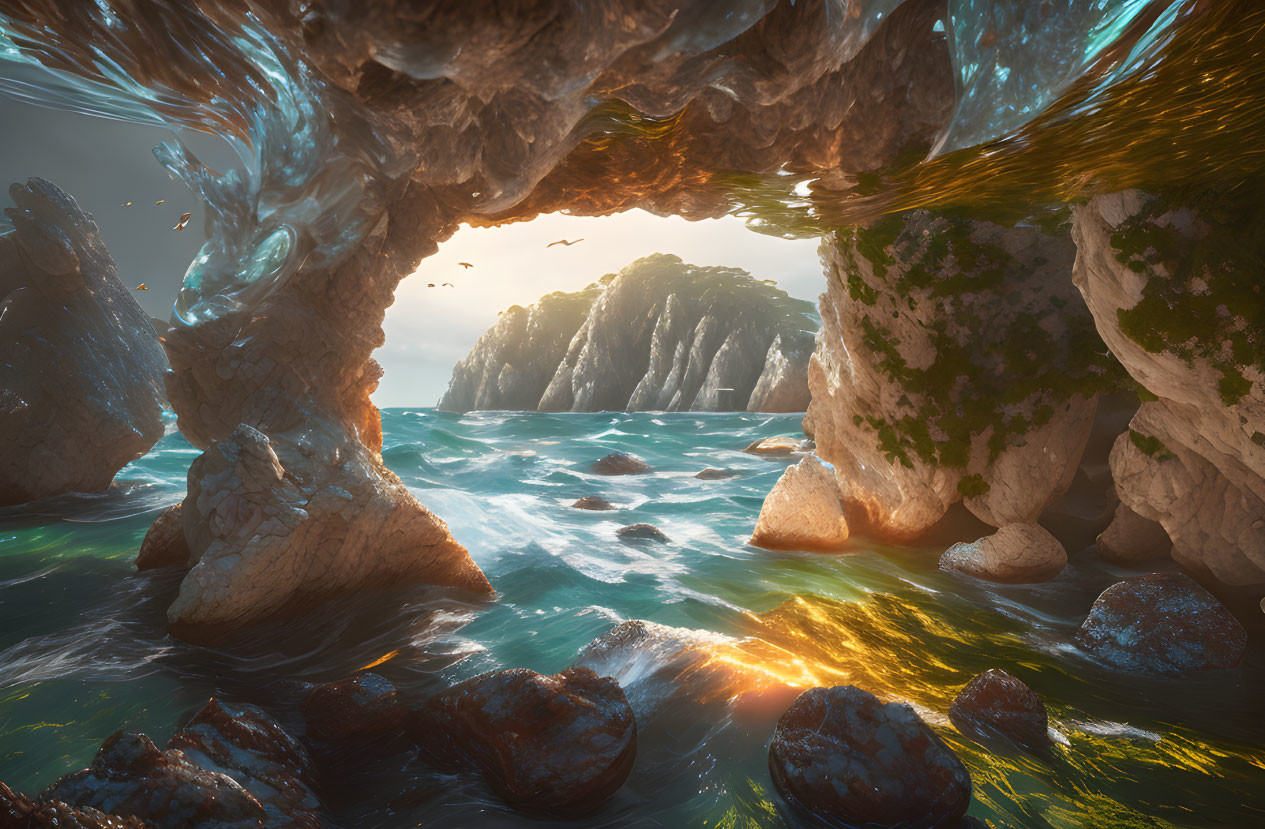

left=957, top=474, right=991, bottom=498
left=1129, top=429, right=1176, bottom=461
left=1110, top=183, right=1265, bottom=406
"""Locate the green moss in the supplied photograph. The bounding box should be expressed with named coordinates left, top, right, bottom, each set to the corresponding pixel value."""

left=1129, top=429, right=1176, bottom=460
left=957, top=474, right=991, bottom=498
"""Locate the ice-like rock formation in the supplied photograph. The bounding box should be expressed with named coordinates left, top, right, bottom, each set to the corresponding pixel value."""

left=1073, top=190, right=1265, bottom=585
left=440, top=254, right=816, bottom=413
left=0, top=178, right=168, bottom=506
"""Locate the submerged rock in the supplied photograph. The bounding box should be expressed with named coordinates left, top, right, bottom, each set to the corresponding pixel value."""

left=1074, top=573, right=1248, bottom=675
left=750, top=455, right=849, bottom=552
left=593, top=452, right=651, bottom=475
left=744, top=436, right=809, bottom=456
left=1096, top=501, right=1172, bottom=564
left=411, top=667, right=636, bottom=815
left=939, top=523, right=1067, bottom=583
left=572, top=495, right=617, bottom=510
left=0, top=178, right=169, bottom=506
left=769, top=685, right=972, bottom=828
left=617, top=523, right=669, bottom=543
left=696, top=467, right=742, bottom=480
left=0, top=781, right=146, bottom=829
left=949, top=669, right=1050, bottom=749
left=441, top=254, right=817, bottom=413
left=303, top=673, right=405, bottom=743
left=135, top=503, right=190, bottom=570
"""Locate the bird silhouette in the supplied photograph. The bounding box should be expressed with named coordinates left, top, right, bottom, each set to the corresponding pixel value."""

left=134, top=283, right=149, bottom=291
left=547, top=238, right=584, bottom=247
left=173, top=212, right=192, bottom=230
left=442, top=282, right=455, bottom=287
left=155, top=199, right=165, bottom=205
left=427, top=283, right=436, bottom=288
left=458, top=262, right=474, bottom=269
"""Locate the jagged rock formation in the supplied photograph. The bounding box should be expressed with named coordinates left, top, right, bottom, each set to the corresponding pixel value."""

left=440, top=254, right=817, bottom=413
left=796, top=210, right=1116, bottom=543
left=0, top=178, right=169, bottom=506
left=1073, top=190, right=1265, bottom=585
left=949, top=669, right=1050, bottom=750
left=750, top=455, right=850, bottom=552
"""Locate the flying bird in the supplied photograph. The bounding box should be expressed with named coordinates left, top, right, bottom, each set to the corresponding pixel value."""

left=427, top=283, right=436, bottom=287
left=458, top=262, right=474, bottom=269
left=442, top=282, right=455, bottom=287
left=173, top=212, right=192, bottom=230
left=134, top=283, right=149, bottom=291
left=122, top=201, right=132, bottom=207
left=155, top=199, right=165, bottom=205
left=547, top=238, right=584, bottom=247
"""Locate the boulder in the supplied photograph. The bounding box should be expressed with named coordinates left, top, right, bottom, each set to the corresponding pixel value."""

left=744, top=436, right=809, bottom=457
left=948, top=669, right=1050, bottom=749
left=750, top=455, right=850, bottom=552
left=939, top=523, right=1067, bottom=583
left=617, top=523, right=669, bottom=543
left=0, top=781, right=147, bottom=829
left=410, top=667, right=636, bottom=815
left=769, top=685, right=972, bottom=828
left=1074, top=573, right=1248, bottom=675
left=41, top=731, right=268, bottom=828
left=593, top=452, right=651, bottom=475
left=135, top=503, right=190, bottom=570
left=0, top=178, right=169, bottom=506
left=572, top=495, right=617, bottom=510
left=696, top=467, right=742, bottom=480
left=302, top=673, right=405, bottom=743
left=1096, top=501, right=1172, bottom=565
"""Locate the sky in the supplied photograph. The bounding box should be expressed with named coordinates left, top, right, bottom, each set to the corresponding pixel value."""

left=1, top=97, right=827, bottom=407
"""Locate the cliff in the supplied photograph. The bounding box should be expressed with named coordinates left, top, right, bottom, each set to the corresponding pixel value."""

left=438, top=254, right=817, bottom=413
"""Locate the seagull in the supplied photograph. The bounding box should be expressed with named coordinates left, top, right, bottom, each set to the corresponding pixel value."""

left=441, top=282, right=455, bottom=287
left=155, top=199, right=165, bottom=205
left=547, top=238, right=584, bottom=247
left=458, top=262, right=474, bottom=269
left=173, top=212, right=192, bottom=230
left=122, top=201, right=132, bottom=207
left=134, top=283, right=149, bottom=291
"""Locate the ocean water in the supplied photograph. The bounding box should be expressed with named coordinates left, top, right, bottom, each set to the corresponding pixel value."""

left=1, top=409, right=1263, bottom=827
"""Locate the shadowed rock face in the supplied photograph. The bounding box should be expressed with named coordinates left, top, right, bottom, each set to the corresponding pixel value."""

left=0, top=178, right=168, bottom=506
left=411, top=667, right=637, bottom=816
left=1074, top=573, right=1248, bottom=675
left=769, top=685, right=972, bottom=829
left=441, top=254, right=818, bottom=413
left=302, top=673, right=406, bottom=743
left=939, top=523, right=1067, bottom=584
left=949, top=669, right=1050, bottom=750
left=0, top=782, right=147, bottom=829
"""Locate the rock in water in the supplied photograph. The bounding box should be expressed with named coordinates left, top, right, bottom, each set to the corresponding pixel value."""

left=1096, top=501, right=1173, bottom=564
left=769, top=685, right=972, bottom=828
left=696, top=467, right=742, bottom=480
left=939, top=523, right=1067, bottom=583
left=617, top=523, right=669, bottom=543
left=593, top=451, right=651, bottom=475
left=572, top=495, right=617, bottom=510
left=411, top=667, right=636, bottom=815
left=949, top=669, right=1050, bottom=749
left=0, top=781, right=147, bottom=829
left=750, top=455, right=850, bottom=552
left=440, top=254, right=818, bottom=413
left=0, top=178, right=168, bottom=506
left=1074, top=573, right=1248, bottom=675
left=744, top=436, right=810, bottom=456
left=303, top=673, right=405, bottom=743
left=135, top=503, right=190, bottom=570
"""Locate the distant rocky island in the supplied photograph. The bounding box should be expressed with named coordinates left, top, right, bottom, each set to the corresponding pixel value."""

left=438, top=254, right=818, bottom=413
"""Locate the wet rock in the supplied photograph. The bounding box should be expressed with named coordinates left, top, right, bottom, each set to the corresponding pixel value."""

left=769, top=685, right=972, bottom=828
left=1095, top=501, right=1173, bottom=565
left=135, top=503, right=190, bottom=570
left=1074, top=573, right=1248, bottom=675
left=750, top=455, right=849, bottom=552
left=593, top=452, right=651, bottom=475
left=42, top=731, right=268, bottom=828
left=949, top=669, right=1050, bottom=749
left=617, top=523, right=669, bottom=543
left=411, top=667, right=636, bottom=816
left=744, top=436, right=810, bottom=456
left=0, top=781, right=147, bottom=829
left=572, top=495, right=617, bottom=510
left=696, top=467, right=742, bottom=480
left=302, top=672, right=405, bottom=743
left=939, top=523, right=1067, bottom=583
left=0, top=178, right=169, bottom=506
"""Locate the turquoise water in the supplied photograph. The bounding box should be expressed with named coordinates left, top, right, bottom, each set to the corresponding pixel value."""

left=1, top=409, right=1263, bottom=827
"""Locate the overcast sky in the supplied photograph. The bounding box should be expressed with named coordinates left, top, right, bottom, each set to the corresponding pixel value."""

left=1, top=97, right=827, bottom=407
